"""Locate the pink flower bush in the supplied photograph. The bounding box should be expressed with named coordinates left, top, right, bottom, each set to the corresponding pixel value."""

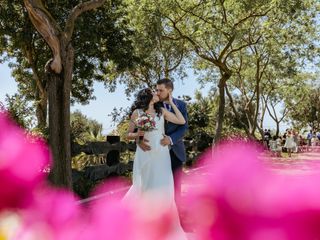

left=3, top=110, right=320, bottom=240
left=0, top=113, right=50, bottom=211
left=22, top=188, right=83, bottom=240
left=184, top=141, right=320, bottom=240
left=84, top=179, right=183, bottom=240
left=0, top=112, right=180, bottom=240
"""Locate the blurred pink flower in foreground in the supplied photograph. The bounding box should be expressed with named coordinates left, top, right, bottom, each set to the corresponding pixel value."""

left=3, top=110, right=320, bottom=240
left=0, top=113, right=50, bottom=211
left=21, top=188, right=83, bottom=240
left=184, top=141, right=320, bottom=240
left=0, top=112, right=185, bottom=240
left=86, top=179, right=184, bottom=240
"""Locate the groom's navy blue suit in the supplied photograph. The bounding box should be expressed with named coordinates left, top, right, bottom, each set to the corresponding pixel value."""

left=163, top=98, right=188, bottom=200
left=163, top=98, right=188, bottom=162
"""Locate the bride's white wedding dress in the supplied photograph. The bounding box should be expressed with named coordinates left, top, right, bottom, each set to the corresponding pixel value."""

left=124, top=109, right=187, bottom=239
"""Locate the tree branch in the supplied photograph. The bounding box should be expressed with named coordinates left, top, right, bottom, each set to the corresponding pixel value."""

left=218, top=34, right=235, bottom=62
left=24, top=0, right=62, bottom=73
left=259, top=94, right=268, bottom=129
left=225, top=35, right=261, bottom=61
left=233, top=9, right=272, bottom=28
left=279, top=107, right=289, bottom=122
left=225, top=84, right=250, bottom=135
left=164, top=11, right=231, bottom=74
left=266, top=99, right=278, bottom=122
left=166, top=16, right=212, bottom=61
left=168, top=49, right=184, bottom=72
left=173, top=0, right=230, bottom=37
left=220, top=0, right=228, bottom=23
left=65, top=0, right=107, bottom=41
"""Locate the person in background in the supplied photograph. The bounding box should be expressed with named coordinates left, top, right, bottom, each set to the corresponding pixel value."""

left=293, top=130, right=299, bottom=153
left=284, top=130, right=295, bottom=157
left=270, top=136, right=282, bottom=157
left=307, top=130, right=313, bottom=146
left=264, top=129, right=272, bottom=149
left=282, top=129, right=288, bottom=146
left=311, top=131, right=318, bottom=147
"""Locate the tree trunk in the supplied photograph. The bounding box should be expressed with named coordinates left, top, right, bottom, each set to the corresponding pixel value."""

left=256, top=124, right=264, bottom=139
left=214, top=74, right=230, bottom=142
left=24, top=0, right=108, bottom=189
left=35, top=93, right=47, bottom=129
left=47, top=41, right=74, bottom=189
left=275, top=123, right=280, bottom=137
left=225, top=85, right=251, bottom=137
left=259, top=95, right=268, bottom=131
left=244, top=102, right=256, bottom=137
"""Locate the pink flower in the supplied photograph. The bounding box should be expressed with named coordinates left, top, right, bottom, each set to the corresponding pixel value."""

left=85, top=178, right=185, bottom=240
left=0, top=113, right=50, bottom=211
left=5, top=108, right=320, bottom=240
left=87, top=195, right=181, bottom=240
left=0, top=114, right=177, bottom=240
left=16, top=188, right=84, bottom=240
left=184, top=140, right=320, bottom=240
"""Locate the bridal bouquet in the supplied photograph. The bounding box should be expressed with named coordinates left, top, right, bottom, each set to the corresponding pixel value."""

left=135, top=113, right=156, bottom=132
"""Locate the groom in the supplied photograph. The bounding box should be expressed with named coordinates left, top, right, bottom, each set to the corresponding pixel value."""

left=139, top=78, right=188, bottom=201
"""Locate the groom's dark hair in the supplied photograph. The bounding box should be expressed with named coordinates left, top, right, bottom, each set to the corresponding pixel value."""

left=157, top=78, right=174, bottom=90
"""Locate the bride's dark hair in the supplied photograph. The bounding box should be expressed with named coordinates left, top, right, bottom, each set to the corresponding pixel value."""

left=129, top=88, right=162, bottom=117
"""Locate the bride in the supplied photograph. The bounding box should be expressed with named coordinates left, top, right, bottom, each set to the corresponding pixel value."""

left=124, top=88, right=187, bottom=239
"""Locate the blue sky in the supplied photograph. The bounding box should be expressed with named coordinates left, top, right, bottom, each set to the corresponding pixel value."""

left=0, top=62, right=286, bottom=134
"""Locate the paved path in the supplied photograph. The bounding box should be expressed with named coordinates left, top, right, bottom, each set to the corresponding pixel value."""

left=263, top=149, right=320, bottom=175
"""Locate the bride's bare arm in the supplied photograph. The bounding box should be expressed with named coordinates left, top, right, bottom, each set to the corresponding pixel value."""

left=163, top=94, right=186, bottom=125
left=127, top=110, right=144, bottom=140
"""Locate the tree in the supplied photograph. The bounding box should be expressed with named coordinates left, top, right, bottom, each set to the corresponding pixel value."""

left=261, top=74, right=310, bottom=137
left=158, top=0, right=271, bottom=142
left=104, top=0, right=188, bottom=96
left=158, top=0, right=318, bottom=142
left=226, top=42, right=299, bottom=139
left=0, top=1, right=50, bottom=129
left=22, top=0, right=136, bottom=188
left=1, top=0, right=137, bottom=131
left=287, top=84, right=320, bottom=131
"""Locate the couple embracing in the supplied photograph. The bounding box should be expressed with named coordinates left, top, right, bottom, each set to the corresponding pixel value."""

left=124, top=78, right=188, bottom=238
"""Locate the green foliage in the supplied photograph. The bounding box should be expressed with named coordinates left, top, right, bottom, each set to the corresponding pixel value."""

left=1, top=0, right=318, bottom=148
left=152, top=0, right=319, bottom=141
left=70, top=110, right=106, bottom=171
left=72, top=152, right=106, bottom=171
left=288, top=86, right=320, bottom=130
left=0, top=0, right=139, bottom=127
left=1, top=94, right=35, bottom=129
left=187, top=91, right=215, bottom=135
left=110, top=119, right=130, bottom=142
left=104, top=0, right=189, bottom=96
left=186, top=90, right=248, bottom=147
left=70, top=110, right=104, bottom=144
